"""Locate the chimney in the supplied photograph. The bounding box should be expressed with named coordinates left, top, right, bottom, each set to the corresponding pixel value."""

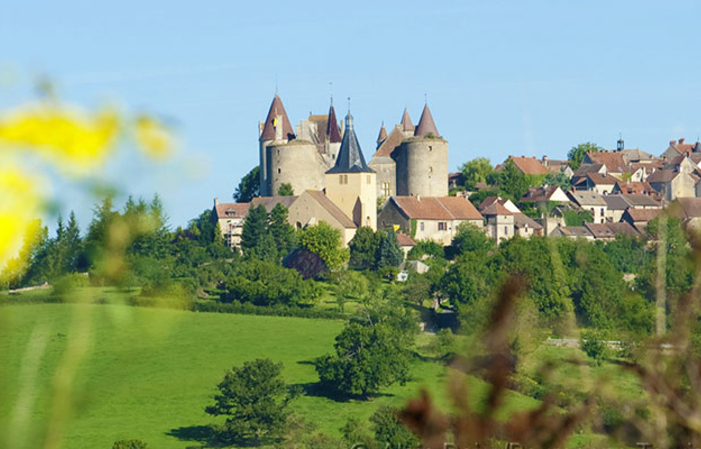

left=214, top=197, right=219, bottom=206
left=680, top=138, right=686, bottom=145
left=670, top=140, right=676, bottom=146
left=416, top=195, right=421, bottom=201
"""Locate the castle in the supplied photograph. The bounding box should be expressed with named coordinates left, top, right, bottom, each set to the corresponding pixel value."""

left=257, top=94, right=449, bottom=207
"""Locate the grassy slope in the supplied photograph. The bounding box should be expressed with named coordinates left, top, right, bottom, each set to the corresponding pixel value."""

left=0, top=303, right=540, bottom=449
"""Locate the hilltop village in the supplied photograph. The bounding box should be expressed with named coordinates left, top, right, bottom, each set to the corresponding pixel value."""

left=214, top=94, right=701, bottom=252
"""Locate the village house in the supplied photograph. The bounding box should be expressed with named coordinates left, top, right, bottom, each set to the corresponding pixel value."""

left=573, top=173, right=617, bottom=195
left=540, top=156, right=574, bottom=178
left=621, top=208, right=662, bottom=233
left=612, top=181, right=655, bottom=196
left=520, top=185, right=570, bottom=208
left=550, top=225, right=594, bottom=240
left=513, top=213, right=543, bottom=238
left=497, top=156, right=549, bottom=177
left=378, top=196, right=484, bottom=246
left=647, top=169, right=698, bottom=201
left=212, top=199, right=250, bottom=250
left=568, top=191, right=608, bottom=224
left=481, top=202, right=515, bottom=243
left=660, top=138, right=698, bottom=161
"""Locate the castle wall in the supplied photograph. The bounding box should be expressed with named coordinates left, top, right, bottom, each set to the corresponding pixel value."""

left=394, top=137, right=449, bottom=197
left=268, top=141, right=327, bottom=196
left=368, top=156, right=396, bottom=201
left=259, top=139, right=273, bottom=196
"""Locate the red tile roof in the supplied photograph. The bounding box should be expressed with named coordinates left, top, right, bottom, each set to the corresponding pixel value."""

left=481, top=203, right=514, bottom=215
left=396, top=232, right=416, bottom=247
left=214, top=202, right=250, bottom=219
left=509, top=156, right=549, bottom=175
left=613, top=181, right=654, bottom=195
left=391, top=196, right=483, bottom=220
left=672, top=197, right=701, bottom=219
left=377, top=124, right=388, bottom=144
left=624, top=208, right=662, bottom=222
left=373, top=125, right=405, bottom=158
left=260, top=94, right=295, bottom=141
left=400, top=108, right=414, bottom=134
left=586, top=151, right=626, bottom=172
left=586, top=173, right=617, bottom=185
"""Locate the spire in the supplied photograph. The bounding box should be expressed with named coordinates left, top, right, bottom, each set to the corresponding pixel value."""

left=326, top=100, right=342, bottom=143
left=377, top=122, right=388, bottom=144
left=259, top=94, right=295, bottom=141
left=327, top=112, right=374, bottom=174
left=400, top=108, right=414, bottom=133
left=414, top=103, right=440, bottom=137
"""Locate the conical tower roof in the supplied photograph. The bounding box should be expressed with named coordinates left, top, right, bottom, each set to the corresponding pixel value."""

left=326, top=101, right=342, bottom=143
left=400, top=108, right=415, bottom=133
left=327, top=112, right=374, bottom=174
left=377, top=123, right=388, bottom=144
left=260, top=94, right=295, bottom=141
left=414, top=103, right=440, bottom=137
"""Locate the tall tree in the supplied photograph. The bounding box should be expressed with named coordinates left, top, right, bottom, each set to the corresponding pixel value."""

left=349, top=227, right=379, bottom=270
left=496, top=158, right=530, bottom=202
left=298, top=222, right=349, bottom=270
left=375, top=230, right=403, bottom=269
left=233, top=166, right=260, bottom=203
left=567, top=142, right=602, bottom=170
left=268, top=203, right=296, bottom=258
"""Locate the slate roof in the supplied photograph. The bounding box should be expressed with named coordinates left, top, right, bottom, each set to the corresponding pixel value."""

left=372, top=125, right=405, bottom=158
left=414, top=104, right=440, bottom=137
left=557, top=226, right=593, bottom=238
left=390, top=196, right=483, bottom=220
left=606, top=222, right=640, bottom=237
left=647, top=169, right=678, bottom=183
left=602, top=195, right=631, bottom=211
left=214, top=202, right=250, bottom=219
left=327, top=112, right=374, bottom=174
left=509, top=156, right=549, bottom=175
left=622, top=194, right=661, bottom=208
left=260, top=94, right=295, bottom=141
left=619, top=148, right=658, bottom=163
left=574, top=163, right=606, bottom=177
left=400, top=108, right=414, bottom=134
left=585, top=223, right=616, bottom=239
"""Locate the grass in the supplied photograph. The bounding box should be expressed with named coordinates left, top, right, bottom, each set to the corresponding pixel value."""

left=0, top=300, right=541, bottom=449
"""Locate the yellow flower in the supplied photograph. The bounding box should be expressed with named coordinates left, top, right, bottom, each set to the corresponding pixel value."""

left=0, top=168, right=42, bottom=269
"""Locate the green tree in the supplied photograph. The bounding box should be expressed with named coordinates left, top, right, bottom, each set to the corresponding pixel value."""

left=567, top=142, right=603, bottom=170
left=495, top=158, right=530, bottom=201
left=268, top=203, right=296, bottom=258
left=541, top=171, right=572, bottom=191
left=234, top=166, right=260, bottom=203
left=277, top=183, right=294, bottom=196
left=314, top=321, right=412, bottom=398
left=205, top=358, right=295, bottom=444
left=298, top=222, right=349, bottom=270
left=450, top=222, right=495, bottom=258
left=370, top=405, right=419, bottom=448
left=375, top=230, right=403, bottom=269
left=241, top=204, right=270, bottom=258
left=349, top=227, right=379, bottom=270
left=440, top=252, right=494, bottom=309
left=459, top=157, right=494, bottom=190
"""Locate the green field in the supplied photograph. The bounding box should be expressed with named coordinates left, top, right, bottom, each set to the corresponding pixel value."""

left=0, top=301, right=541, bottom=449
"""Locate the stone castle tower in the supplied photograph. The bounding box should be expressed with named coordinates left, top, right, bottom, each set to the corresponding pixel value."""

left=258, top=94, right=342, bottom=196
left=257, top=94, right=448, bottom=203
left=393, top=103, right=448, bottom=197
left=325, top=111, right=377, bottom=230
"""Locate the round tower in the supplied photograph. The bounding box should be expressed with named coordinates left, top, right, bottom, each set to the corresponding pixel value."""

left=258, top=94, right=295, bottom=196
left=268, top=140, right=327, bottom=196
left=394, top=104, right=448, bottom=197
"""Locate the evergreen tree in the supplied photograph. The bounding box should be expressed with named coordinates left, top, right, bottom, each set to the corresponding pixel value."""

left=268, top=203, right=296, bottom=258
left=374, top=230, right=403, bottom=269
left=349, top=227, right=379, bottom=270
left=241, top=204, right=269, bottom=257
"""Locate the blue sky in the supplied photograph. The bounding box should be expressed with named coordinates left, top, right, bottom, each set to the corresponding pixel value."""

left=2, top=0, right=701, bottom=229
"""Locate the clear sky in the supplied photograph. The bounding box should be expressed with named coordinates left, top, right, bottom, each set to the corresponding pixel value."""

left=2, top=0, right=701, bottom=229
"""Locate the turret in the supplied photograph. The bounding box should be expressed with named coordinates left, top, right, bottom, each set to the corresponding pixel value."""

left=325, top=111, right=377, bottom=229
left=259, top=94, right=294, bottom=196
left=394, top=104, right=448, bottom=197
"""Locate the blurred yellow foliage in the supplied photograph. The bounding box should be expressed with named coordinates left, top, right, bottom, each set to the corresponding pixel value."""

left=0, top=104, right=119, bottom=171
left=0, top=168, right=42, bottom=269
left=134, top=115, right=173, bottom=160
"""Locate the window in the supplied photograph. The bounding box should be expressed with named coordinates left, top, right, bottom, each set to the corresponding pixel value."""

left=428, top=146, right=433, bottom=151
left=339, top=174, right=348, bottom=184
left=429, top=166, right=433, bottom=174
left=504, top=226, right=508, bottom=235
left=438, top=222, right=447, bottom=231
left=367, top=175, right=371, bottom=184
left=278, top=168, right=281, bottom=174
left=419, top=222, right=425, bottom=231
left=381, top=182, right=390, bottom=197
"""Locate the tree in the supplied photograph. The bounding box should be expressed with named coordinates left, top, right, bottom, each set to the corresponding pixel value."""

left=370, top=405, right=419, bottom=448
left=541, top=171, right=572, bottom=191
left=298, top=222, right=349, bottom=270
left=567, top=142, right=602, bottom=170
left=495, top=158, right=530, bottom=202
left=268, top=203, right=296, bottom=258
left=314, top=321, right=412, bottom=398
left=205, top=359, right=295, bottom=444
left=450, top=222, right=495, bottom=258
left=233, top=166, right=260, bottom=203
left=349, top=227, right=379, bottom=270
left=459, top=157, right=494, bottom=190
left=241, top=204, right=270, bottom=258
left=374, top=230, right=403, bottom=269
left=278, top=183, right=294, bottom=196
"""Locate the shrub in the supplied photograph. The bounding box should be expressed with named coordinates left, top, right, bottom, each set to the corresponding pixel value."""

left=581, top=331, right=609, bottom=365
left=112, top=440, right=148, bottom=449
left=51, top=273, right=90, bottom=299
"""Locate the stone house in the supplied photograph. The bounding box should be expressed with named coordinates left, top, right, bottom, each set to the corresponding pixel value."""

left=481, top=202, right=515, bottom=243
left=647, top=169, right=698, bottom=201
left=213, top=199, right=250, bottom=250
left=378, top=196, right=484, bottom=246
left=568, top=191, right=608, bottom=224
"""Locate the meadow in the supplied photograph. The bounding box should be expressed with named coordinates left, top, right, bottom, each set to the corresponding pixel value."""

left=0, top=298, right=543, bottom=449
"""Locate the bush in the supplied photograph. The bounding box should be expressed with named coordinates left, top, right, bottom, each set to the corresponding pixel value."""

left=581, top=331, right=609, bottom=365
left=51, top=273, right=90, bottom=299
left=112, top=440, right=148, bottom=449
